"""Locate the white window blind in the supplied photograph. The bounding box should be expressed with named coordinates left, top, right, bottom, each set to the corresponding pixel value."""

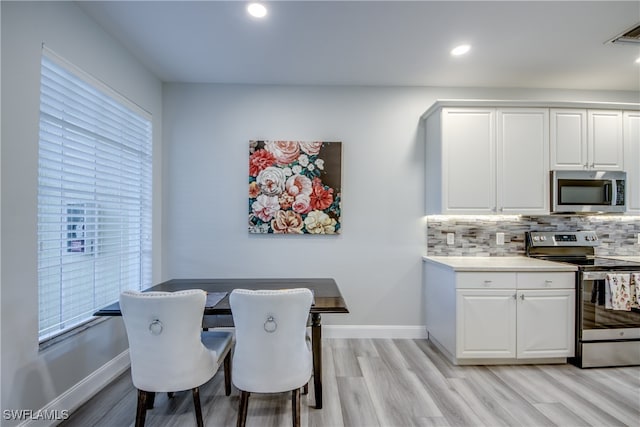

left=37, top=50, right=152, bottom=341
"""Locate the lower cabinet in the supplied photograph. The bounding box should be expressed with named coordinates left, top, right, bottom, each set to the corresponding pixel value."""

left=424, top=263, right=576, bottom=365
left=456, top=288, right=575, bottom=360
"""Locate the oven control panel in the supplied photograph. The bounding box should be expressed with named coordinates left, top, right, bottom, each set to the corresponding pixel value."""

left=527, top=231, right=599, bottom=247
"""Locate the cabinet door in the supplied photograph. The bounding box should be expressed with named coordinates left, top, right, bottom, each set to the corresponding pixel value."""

left=456, top=289, right=516, bottom=359
left=588, top=110, right=624, bottom=171
left=516, top=289, right=575, bottom=359
left=497, top=109, right=549, bottom=214
left=442, top=108, right=495, bottom=214
left=624, top=111, right=640, bottom=213
left=550, top=109, right=587, bottom=170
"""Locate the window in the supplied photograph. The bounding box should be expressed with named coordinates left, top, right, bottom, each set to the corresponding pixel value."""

left=37, top=49, right=152, bottom=341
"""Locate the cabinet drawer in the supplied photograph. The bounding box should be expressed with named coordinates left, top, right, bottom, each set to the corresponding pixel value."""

left=456, top=272, right=516, bottom=289
left=517, top=272, right=575, bottom=289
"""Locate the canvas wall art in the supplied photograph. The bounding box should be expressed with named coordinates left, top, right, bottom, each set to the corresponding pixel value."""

left=249, top=140, right=342, bottom=234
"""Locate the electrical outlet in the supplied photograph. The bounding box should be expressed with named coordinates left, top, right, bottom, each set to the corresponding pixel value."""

left=637, top=233, right=640, bottom=245
left=447, top=233, right=455, bottom=245
left=496, top=232, right=505, bottom=246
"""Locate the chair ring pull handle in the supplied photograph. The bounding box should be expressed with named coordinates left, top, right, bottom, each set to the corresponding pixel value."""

left=149, top=319, right=163, bottom=335
left=264, top=315, right=277, bottom=333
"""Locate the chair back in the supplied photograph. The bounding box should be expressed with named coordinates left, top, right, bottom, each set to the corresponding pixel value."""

left=120, top=289, right=218, bottom=392
left=230, top=288, right=313, bottom=393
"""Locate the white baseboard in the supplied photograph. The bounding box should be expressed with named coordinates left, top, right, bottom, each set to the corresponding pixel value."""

left=19, top=350, right=130, bottom=427
left=323, top=325, right=428, bottom=339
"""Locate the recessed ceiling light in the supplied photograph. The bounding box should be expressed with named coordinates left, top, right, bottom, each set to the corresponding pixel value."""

left=635, top=57, right=640, bottom=64
left=247, top=3, right=267, bottom=19
left=451, top=44, right=471, bottom=56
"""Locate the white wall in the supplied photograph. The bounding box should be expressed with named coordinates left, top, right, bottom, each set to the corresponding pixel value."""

left=1, top=1, right=163, bottom=422
left=163, top=84, right=639, bottom=329
left=1, top=0, right=638, bottom=420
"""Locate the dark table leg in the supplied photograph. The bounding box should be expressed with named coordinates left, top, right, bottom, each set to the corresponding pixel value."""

left=311, top=313, right=322, bottom=409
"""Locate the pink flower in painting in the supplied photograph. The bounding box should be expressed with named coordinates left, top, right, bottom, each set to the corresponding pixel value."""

left=251, top=195, right=280, bottom=222
left=310, top=178, right=333, bottom=211
left=265, top=141, right=300, bottom=165
left=299, top=141, right=323, bottom=156
left=271, top=210, right=304, bottom=234
left=292, top=194, right=312, bottom=214
left=249, top=149, right=276, bottom=177
left=285, top=174, right=312, bottom=197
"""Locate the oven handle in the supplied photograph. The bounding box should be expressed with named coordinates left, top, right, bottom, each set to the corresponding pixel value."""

left=582, top=271, right=637, bottom=281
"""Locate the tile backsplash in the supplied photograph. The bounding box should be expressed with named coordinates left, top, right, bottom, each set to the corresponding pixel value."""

left=426, top=215, right=640, bottom=256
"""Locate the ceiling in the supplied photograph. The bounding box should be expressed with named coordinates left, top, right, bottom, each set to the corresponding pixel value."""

left=77, top=1, right=640, bottom=91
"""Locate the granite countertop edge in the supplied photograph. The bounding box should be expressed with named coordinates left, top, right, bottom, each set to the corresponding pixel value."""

left=422, top=256, right=578, bottom=272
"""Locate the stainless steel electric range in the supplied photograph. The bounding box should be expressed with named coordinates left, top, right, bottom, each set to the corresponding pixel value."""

left=526, top=231, right=640, bottom=368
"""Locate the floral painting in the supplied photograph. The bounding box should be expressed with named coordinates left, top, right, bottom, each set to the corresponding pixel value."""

left=249, top=140, right=342, bottom=234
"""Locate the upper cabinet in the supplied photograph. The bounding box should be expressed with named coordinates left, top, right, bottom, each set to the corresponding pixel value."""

left=425, top=106, right=549, bottom=215
left=624, top=111, right=640, bottom=213
left=550, top=109, right=624, bottom=171
left=423, top=101, right=639, bottom=216
left=497, top=109, right=549, bottom=214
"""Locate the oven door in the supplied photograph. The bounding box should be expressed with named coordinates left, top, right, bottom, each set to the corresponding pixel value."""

left=579, top=271, right=640, bottom=340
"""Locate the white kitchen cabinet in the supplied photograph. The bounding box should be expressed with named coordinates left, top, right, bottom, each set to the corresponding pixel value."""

left=456, top=289, right=517, bottom=358
left=624, top=111, right=640, bottom=213
left=435, top=108, right=496, bottom=214
left=550, top=109, right=624, bottom=171
left=516, top=289, right=575, bottom=358
left=497, top=109, right=549, bottom=214
left=426, top=107, right=548, bottom=214
left=424, top=259, right=575, bottom=365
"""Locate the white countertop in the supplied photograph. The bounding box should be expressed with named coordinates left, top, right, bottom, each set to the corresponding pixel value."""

left=601, top=256, right=640, bottom=263
left=423, top=256, right=578, bottom=272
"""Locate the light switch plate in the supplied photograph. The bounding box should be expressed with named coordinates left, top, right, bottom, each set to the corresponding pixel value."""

left=496, top=232, right=505, bottom=246
left=447, top=233, right=455, bottom=245
left=637, top=233, right=640, bottom=245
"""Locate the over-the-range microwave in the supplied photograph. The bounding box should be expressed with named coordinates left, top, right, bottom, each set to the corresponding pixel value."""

left=551, top=170, right=626, bottom=213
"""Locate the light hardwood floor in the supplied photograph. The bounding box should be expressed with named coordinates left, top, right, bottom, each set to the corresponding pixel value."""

left=61, top=339, right=640, bottom=427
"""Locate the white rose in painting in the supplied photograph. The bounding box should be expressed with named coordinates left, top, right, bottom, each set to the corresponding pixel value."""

left=304, top=210, right=337, bottom=234
left=256, top=166, right=285, bottom=196
left=298, top=154, right=309, bottom=167
left=251, top=194, right=280, bottom=222
left=315, top=159, right=324, bottom=170
left=292, top=165, right=302, bottom=174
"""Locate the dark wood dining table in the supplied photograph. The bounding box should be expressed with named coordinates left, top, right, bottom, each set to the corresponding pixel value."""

left=94, top=277, right=349, bottom=409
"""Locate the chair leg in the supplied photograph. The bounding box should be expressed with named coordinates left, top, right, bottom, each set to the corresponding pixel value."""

left=237, top=390, right=250, bottom=427
left=167, top=391, right=174, bottom=399
left=135, top=390, right=148, bottom=427
left=146, top=392, right=156, bottom=409
left=292, top=388, right=301, bottom=427
left=224, top=351, right=232, bottom=396
left=192, top=387, right=204, bottom=427
left=303, top=382, right=309, bottom=395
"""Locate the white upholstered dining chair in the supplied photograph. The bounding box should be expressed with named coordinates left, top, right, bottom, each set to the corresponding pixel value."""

left=120, top=289, right=233, bottom=427
left=230, top=288, right=313, bottom=427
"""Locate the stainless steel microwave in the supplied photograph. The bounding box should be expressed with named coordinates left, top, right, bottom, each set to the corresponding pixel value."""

left=551, top=170, right=626, bottom=213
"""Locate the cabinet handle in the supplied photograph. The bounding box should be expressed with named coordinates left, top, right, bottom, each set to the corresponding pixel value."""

left=545, top=280, right=553, bottom=286
left=512, top=293, right=517, bottom=299
left=483, top=280, right=492, bottom=286
left=520, top=294, right=525, bottom=300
